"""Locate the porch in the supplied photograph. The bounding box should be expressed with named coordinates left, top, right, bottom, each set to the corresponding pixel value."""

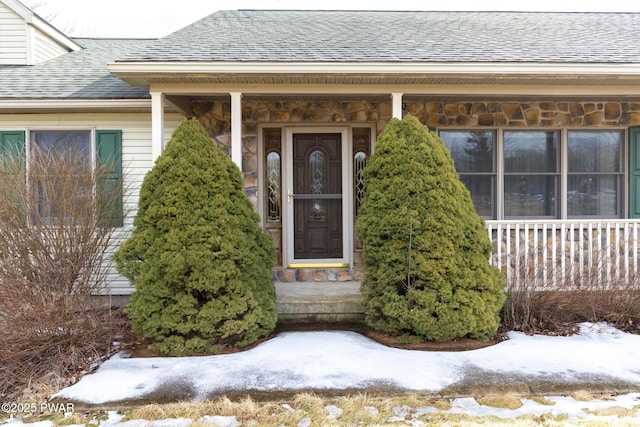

left=148, top=95, right=640, bottom=311
left=487, top=219, right=640, bottom=290
left=274, top=219, right=640, bottom=321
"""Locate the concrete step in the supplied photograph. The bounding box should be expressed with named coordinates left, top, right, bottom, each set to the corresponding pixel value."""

left=275, top=281, right=364, bottom=323
left=272, top=267, right=364, bottom=282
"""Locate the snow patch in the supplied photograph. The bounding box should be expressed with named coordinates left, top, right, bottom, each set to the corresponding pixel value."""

left=54, top=326, right=640, bottom=405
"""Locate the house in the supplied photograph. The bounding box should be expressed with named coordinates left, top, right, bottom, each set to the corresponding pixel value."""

left=2, top=1, right=640, bottom=308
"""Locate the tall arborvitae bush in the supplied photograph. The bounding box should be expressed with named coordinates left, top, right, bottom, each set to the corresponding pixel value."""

left=357, top=115, right=506, bottom=342
left=115, top=119, right=277, bottom=355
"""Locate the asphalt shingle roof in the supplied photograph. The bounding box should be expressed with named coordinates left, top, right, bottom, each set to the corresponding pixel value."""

left=0, top=38, right=152, bottom=99
left=118, top=10, right=640, bottom=64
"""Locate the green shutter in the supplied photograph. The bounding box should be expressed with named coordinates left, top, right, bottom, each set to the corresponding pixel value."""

left=0, top=130, right=25, bottom=159
left=630, top=127, right=640, bottom=219
left=96, top=130, right=123, bottom=227
left=0, top=131, right=26, bottom=220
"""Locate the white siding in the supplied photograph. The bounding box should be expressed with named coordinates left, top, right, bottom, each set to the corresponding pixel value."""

left=0, top=2, right=27, bottom=65
left=0, top=112, right=184, bottom=295
left=32, top=26, right=67, bottom=63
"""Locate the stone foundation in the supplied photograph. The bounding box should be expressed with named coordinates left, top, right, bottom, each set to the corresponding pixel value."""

left=193, top=99, right=640, bottom=204
left=406, top=101, right=640, bottom=129
left=192, top=99, right=640, bottom=268
left=272, top=267, right=364, bottom=282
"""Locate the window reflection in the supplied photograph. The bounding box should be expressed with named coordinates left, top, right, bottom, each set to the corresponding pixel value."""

left=440, top=130, right=496, bottom=218
left=568, top=131, right=622, bottom=217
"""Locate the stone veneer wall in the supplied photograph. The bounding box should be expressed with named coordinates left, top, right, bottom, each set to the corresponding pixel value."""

left=192, top=99, right=640, bottom=274
left=192, top=101, right=391, bottom=208
left=192, top=99, right=640, bottom=209
left=406, top=101, right=640, bottom=129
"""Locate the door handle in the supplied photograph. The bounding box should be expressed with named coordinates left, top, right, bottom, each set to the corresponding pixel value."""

left=287, top=189, right=292, bottom=204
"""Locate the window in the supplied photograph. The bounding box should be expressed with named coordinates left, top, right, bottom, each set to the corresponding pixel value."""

left=0, top=129, right=122, bottom=226
left=568, top=130, right=623, bottom=217
left=354, top=151, right=367, bottom=219
left=440, top=130, right=496, bottom=218
left=440, top=128, right=625, bottom=220
left=266, top=151, right=281, bottom=221
left=504, top=131, right=559, bottom=218
left=31, top=131, right=92, bottom=221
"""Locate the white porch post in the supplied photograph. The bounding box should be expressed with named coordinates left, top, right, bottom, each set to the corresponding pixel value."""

left=150, top=91, right=165, bottom=162
left=391, top=92, right=403, bottom=119
left=230, top=92, right=243, bottom=169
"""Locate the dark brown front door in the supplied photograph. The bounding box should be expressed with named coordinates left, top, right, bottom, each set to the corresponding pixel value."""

left=293, top=133, right=343, bottom=259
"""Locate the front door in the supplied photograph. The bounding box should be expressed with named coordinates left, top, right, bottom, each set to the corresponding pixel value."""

left=292, top=133, right=343, bottom=259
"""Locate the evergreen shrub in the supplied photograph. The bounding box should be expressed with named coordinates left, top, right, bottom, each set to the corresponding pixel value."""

left=115, top=119, right=277, bottom=355
left=357, top=115, right=506, bottom=342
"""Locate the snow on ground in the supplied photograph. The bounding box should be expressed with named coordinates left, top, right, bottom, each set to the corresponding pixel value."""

left=54, top=322, right=640, bottom=404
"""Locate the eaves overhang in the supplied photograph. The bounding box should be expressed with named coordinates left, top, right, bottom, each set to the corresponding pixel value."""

left=108, top=61, right=640, bottom=87
left=0, top=99, right=152, bottom=114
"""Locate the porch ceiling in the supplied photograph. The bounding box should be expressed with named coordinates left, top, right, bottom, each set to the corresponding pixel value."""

left=186, top=93, right=640, bottom=104
left=119, top=73, right=640, bottom=88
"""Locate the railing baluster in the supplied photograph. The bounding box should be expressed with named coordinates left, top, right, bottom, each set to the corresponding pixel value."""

left=569, top=222, right=575, bottom=285
left=515, top=222, right=521, bottom=289
left=633, top=222, right=638, bottom=279
left=486, top=219, right=640, bottom=291
left=623, top=222, right=629, bottom=283
left=604, top=222, right=610, bottom=287
left=559, top=222, right=565, bottom=285
left=503, top=223, right=510, bottom=285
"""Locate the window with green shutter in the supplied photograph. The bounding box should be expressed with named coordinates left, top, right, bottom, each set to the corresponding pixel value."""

left=0, top=131, right=26, bottom=159
left=630, top=127, right=640, bottom=219
left=96, top=130, right=123, bottom=227
left=0, top=131, right=26, bottom=219
left=2, top=129, right=123, bottom=226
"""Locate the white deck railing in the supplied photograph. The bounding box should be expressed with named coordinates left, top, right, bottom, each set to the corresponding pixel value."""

left=486, top=220, right=640, bottom=289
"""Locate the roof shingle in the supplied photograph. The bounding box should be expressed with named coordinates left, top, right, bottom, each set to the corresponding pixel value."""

left=0, top=38, right=152, bottom=99
left=118, top=10, right=640, bottom=64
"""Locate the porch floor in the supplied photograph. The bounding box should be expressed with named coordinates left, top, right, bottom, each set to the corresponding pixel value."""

left=275, top=281, right=364, bottom=323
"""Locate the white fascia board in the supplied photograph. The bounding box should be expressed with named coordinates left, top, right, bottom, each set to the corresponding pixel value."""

left=109, top=61, right=640, bottom=77
left=149, top=82, right=640, bottom=98
left=30, top=15, right=82, bottom=52
left=3, top=0, right=81, bottom=52
left=3, top=0, right=32, bottom=21
left=0, top=99, right=151, bottom=111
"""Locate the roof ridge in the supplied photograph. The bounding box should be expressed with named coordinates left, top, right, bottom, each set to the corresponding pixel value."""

left=232, top=9, right=640, bottom=14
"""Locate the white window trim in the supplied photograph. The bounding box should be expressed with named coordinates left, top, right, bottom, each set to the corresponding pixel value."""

left=27, top=127, right=96, bottom=169
left=439, top=126, right=627, bottom=220
left=26, top=128, right=95, bottom=225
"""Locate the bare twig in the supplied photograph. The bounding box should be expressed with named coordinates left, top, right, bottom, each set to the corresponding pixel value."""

left=0, top=146, right=130, bottom=399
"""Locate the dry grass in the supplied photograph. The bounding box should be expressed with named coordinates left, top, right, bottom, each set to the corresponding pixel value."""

left=22, top=393, right=632, bottom=427
left=569, top=390, right=615, bottom=402
left=529, top=395, right=555, bottom=406
left=584, top=405, right=639, bottom=418
left=128, top=397, right=283, bottom=424
left=477, top=393, right=524, bottom=410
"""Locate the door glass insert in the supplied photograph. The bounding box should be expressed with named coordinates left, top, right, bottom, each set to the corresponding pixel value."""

left=293, top=134, right=343, bottom=259
left=266, top=151, right=281, bottom=221
left=309, top=150, right=326, bottom=220
left=354, top=151, right=367, bottom=219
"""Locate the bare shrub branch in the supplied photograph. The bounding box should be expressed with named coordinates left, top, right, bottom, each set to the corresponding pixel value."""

left=502, top=240, right=640, bottom=335
left=0, top=146, right=130, bottom=399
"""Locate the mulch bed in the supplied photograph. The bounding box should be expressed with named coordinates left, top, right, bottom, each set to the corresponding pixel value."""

left=127, top=324, right=509, bottom=357
left=363, top=330, right=508, bottom=352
